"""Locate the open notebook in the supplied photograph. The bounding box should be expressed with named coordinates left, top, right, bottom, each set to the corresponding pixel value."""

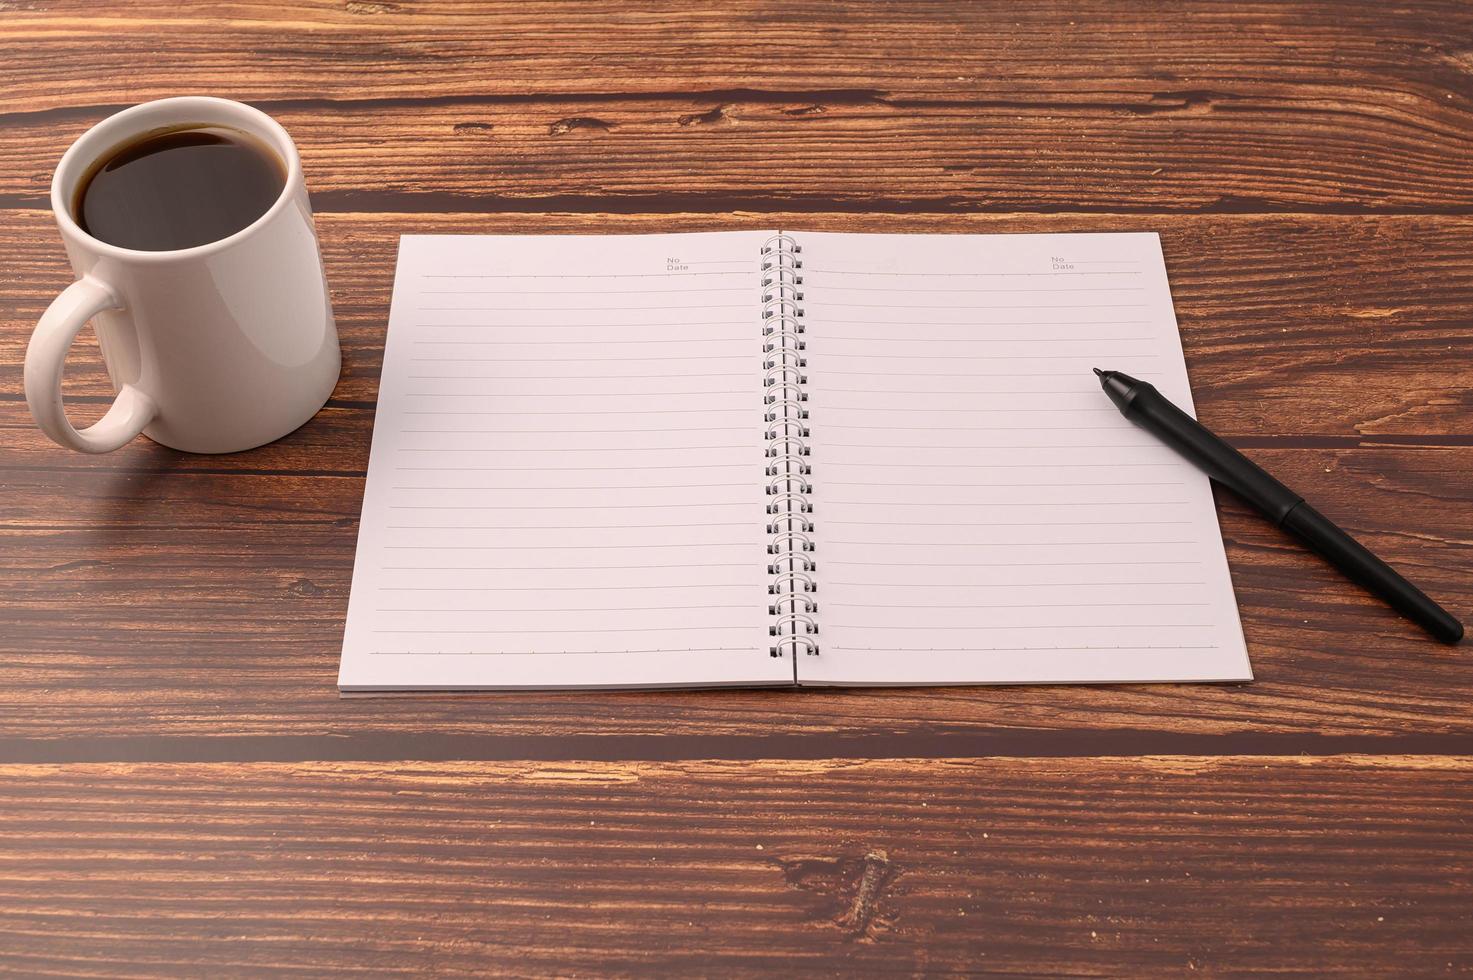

left=338, top=231, right=1250, bottom=691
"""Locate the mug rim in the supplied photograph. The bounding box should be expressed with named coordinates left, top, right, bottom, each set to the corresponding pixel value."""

left=50, top=96, right=306, bottom=263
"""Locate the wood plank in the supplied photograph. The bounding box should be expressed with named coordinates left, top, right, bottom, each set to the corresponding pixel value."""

left=7, top=0, right=1471, bottom=108
left=0, top=444, right=1467, bottom=745
left=1, top=756, right=1469, bottom=974
left=4, top=210, right=1471, bottom=444
left=6, top=95, right=1473, bottom=216
left=3, top=3, right=1473, bottom=212
left=2, top=206, right=1469, bottom=745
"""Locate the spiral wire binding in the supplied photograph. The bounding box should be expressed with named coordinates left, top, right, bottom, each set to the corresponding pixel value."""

left=761, top=233, right=818, bottom=659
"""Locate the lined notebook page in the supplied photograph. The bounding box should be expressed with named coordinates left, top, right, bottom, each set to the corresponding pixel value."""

left=339, top=232, right=789, bottom=691
left=798, top=231, right=1251, bottom=684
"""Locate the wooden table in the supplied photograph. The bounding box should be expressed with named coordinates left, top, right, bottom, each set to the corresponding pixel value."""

left=3, top=2, right=1472, bottom=974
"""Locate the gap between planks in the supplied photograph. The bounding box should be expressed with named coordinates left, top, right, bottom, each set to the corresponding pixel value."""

left=4, top=730, right=1473, bottom=765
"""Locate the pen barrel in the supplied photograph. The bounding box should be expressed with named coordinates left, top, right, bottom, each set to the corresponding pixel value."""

left=1122, top=386, right=1302, bottom=522
left=1281, top=502, right=1464, bottom=644
left=1104, top=372, right=1463, bottom=645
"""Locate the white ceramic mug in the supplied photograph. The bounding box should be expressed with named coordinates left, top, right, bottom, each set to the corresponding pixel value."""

left=25, top=96, right=340, bottom=454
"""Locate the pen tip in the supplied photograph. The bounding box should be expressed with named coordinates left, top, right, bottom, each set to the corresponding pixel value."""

left=1092, top=367, right=1104, bottom=378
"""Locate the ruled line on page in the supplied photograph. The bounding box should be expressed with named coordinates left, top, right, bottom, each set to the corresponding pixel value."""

left=393, top=464, right=754, bottom=472
left=422, top=271, right=751, bottom=279
left=395, top=446, right=752, bottom=453
left=378, top=584, right=756, bottom=591
left=409, top=355, right=755, bottom=362
left=825, top=519, right=1192, bottom=527
left=821, top=462, right=1180, bottom=470
left=819, top=352, right=1162, bottom=361
left=803, top=269, right=1143, bottom=277
left=388, top=524, right=755, bottom=531
left=824, top=499, right=1190, bottom=508
left=417, top=304, right=752, bottom=312
left=824, top=559, right=1204, bottom=568
left=387, top=502, right=751, bottom=510
left=390, top=482, right=753, bottom=490
left=369, top=626, right=755, bottom=634
left=820, top=423, right=1129, bottom=431
left=418, top=327, right=760, bottom=334
left=382, top=543, right=754, bottom=550
left=409, top=337, right=750, bottom=346
left=816, top=335, right=1154, bottom=343
left=830, top=580, right=1208, bottom=588
left=368, top=648, right=755, bottom=656
left=830, top=646, right=1218, bottom=653
left=810, top=407, right=1117, bottom=414
left=821, top=443, right=1161, bottom=451
left=829, top=623, right=1216, bottom=632
left=398, top=427, right=757, bottom=435
left=828, top=539, right=1196, bottom=547
left=818, top=370, right=1167, bottom=379
left=822, top=480, right=1184, bottom=488
left=403, top=381, right=752, bottom=387
left=376, top=604, right=756, bottom=613
left=804, top=285, right=1147, bottom=293
left=827, top=601, right=1211, bottom=610
left=814, top=319, right=1152, bottom=326
left=403, top=410, right=751, bottom=417
left=810, top=302, right=1149, bottom=310
left=421, top=287, right=751, bottom=295
left=380, top=563, right=756, bottom=571
left=816, top=388, right=1087, bottom=395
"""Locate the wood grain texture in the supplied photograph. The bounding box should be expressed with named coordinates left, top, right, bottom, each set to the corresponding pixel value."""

left=3, top=756, right=1471, bottom=976
left=3, top=3, right=1473, bottom=213
left=0, top=440, right=1470, bottom=746
left=3, top=1, right=1473, bottom=973
left=3, top=211, right=1469, bottom=746
left=4, top=210, right=1472, bottom=439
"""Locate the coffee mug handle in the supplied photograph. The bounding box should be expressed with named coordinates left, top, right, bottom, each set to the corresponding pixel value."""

left=25, top=276, right=158, bottom=454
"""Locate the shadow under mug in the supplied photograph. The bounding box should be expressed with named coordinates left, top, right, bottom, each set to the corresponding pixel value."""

left=25, top=96, right=340, bottom=454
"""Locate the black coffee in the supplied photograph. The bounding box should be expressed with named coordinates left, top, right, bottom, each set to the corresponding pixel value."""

left=73, top=125, right=286, bottom=251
